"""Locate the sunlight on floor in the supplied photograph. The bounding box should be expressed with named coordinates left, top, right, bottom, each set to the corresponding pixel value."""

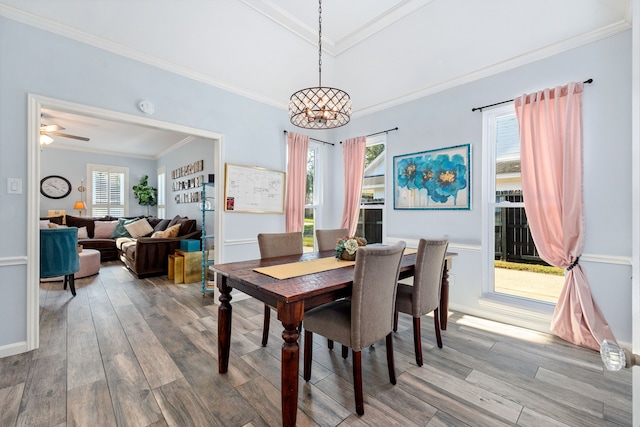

left=456, top=314, right=554, bottom=344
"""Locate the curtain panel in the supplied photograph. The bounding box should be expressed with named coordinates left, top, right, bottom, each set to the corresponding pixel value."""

left=285, top=132, right=309, bottom=232
left=340, top=136, right=366, bottom=235
left=515, top=82, right=615, bottom=350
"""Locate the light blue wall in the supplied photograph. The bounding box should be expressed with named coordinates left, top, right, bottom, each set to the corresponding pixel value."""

left=329, top=31, right=633, bottom=342
left=158, top=137, right=215, bottom=231
left=0, top=17, right=290, bottom=350
left=0, top=15, right=633, bottom=351
left=40, top=148, right=157, bottom=218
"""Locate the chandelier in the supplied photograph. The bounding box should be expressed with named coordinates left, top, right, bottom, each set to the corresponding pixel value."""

left=289, top=0, right=351, bottom=129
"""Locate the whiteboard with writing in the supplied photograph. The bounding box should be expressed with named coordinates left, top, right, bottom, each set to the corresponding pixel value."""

left=224, top=163, right=286, bottom=213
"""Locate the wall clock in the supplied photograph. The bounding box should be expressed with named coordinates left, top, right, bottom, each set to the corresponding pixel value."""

left=40, top=175, right=72, bottom=199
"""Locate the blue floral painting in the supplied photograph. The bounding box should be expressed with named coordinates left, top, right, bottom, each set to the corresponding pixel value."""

left=393, top=144, right=471, bottom=210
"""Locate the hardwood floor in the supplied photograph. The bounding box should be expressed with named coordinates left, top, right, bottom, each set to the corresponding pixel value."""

left=0, top=261, right=631, bottom=426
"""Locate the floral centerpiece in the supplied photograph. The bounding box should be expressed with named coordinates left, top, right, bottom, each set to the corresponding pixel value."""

left=335, top=236, right=367, bottom=260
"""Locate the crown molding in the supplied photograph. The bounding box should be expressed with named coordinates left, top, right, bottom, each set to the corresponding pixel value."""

left=0, top=4, right=283, bottom=110
left=240, top=0, right=435, bottom=56
left=355, top=19, right=632, bottom=118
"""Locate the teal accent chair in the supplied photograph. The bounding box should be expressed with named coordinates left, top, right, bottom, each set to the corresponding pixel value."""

left=40, top=227, right=80, bottom=296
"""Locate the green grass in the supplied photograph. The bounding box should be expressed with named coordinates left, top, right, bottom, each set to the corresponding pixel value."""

left=495, top=260, right=564, bottom=276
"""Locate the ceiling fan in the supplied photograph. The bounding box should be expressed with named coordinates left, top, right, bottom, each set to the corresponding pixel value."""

left=40, top=123, right=90, bottom=145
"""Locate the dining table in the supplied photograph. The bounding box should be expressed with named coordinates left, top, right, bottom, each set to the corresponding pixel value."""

left=213, top=248, right=456, bottom=427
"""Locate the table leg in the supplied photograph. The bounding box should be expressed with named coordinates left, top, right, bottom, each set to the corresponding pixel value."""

left=277, top=300, right=304, bottom=427
left=217, top=274, right=233, bottom=373
left=440, top=262, right=450, bottom=330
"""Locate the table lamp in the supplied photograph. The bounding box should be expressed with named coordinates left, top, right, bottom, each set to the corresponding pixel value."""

left=73, top=201, right=87, bottom=216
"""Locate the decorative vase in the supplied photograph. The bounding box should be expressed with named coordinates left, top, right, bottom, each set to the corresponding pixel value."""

left=341, top=251, right=356, bottom=261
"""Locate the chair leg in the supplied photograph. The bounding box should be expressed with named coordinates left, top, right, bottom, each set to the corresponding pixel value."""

left=66, top=274, right=76, bottom=297
left=327, top=339, right=334, bottom=349
left=413, top=316, right=423, bottom=367
left=434, top=308, right=443, bottom=349
left=393, top=310, right=398, bottom=332
left=386, top=333, right=396, bottom=385
left=352, top=350, right=364, bottom=416
left=261, top=305, right=270, bottom=346
left=342, top=344, right=348, bottom=359
left=303, top=330, right=313, bottom=381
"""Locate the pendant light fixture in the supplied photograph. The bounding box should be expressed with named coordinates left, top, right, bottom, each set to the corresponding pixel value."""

left=289, top=0, right=351, bottom=129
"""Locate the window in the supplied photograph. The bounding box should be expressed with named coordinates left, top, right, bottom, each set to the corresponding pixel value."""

left=482, top=105, right=563, bottom=304
left=157, top=166, right=166, bottom=219
left=356, top=135, right=386, bottom=243
left=87, top=163, right=128, bottom=217
left=304, top=143, right=321, bottom=251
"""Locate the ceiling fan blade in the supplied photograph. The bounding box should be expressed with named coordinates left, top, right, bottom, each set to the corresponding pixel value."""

left=47, top=131, right=90, bottom=141
left=40, top=124, right=64, bottom=132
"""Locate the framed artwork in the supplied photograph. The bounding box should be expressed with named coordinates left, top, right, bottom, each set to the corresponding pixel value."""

left=393, top=143, right=471, bottom=210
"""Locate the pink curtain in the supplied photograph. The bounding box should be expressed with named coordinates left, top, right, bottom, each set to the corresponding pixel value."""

left=340, top=136, right=366, bottom=235
left=285, top=132, right=309, bottom=232
left=515, top=82, right=615, bottom=350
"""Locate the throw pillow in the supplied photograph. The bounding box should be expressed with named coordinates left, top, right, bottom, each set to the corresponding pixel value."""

left=124, top=218, right=154, bottom=238
left=167, top=215, right=182, bottom=227
left=94, top=220, right=118, bottom=238
left=162, top=224, right=181, bottom=238
left=111, top=218, right=138, bottom=239
left=151, top=231, right=165, bottom=238
left=47, top=223, right=68, bottom=228
left=39, top=220, right=50, bottom=229
left=77, top=226, right=89, bottom=239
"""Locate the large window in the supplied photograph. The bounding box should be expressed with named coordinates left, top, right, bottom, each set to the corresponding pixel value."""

left=304, top=143, right=321, bottom=251
left=157, top=166, right=166, bottom=219
left=356, top=135, right=386, bottom=243
left=483, top=105, right=563, bottom=304
left=87, top=163, right=128, bottom=217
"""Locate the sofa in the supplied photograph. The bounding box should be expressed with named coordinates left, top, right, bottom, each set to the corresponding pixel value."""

left=40, top=215, right=200, bottom=279
left=117, top=216, right=200, bottom=278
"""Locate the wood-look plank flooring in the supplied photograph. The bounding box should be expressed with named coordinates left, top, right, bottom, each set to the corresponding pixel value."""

left=0, top=261, right=631, bottom=426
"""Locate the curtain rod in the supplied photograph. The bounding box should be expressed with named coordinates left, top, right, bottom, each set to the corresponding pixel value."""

left=283, top=130, right=334, bottom=146
left=339, top=127, right=399, bottom=144
left=471, top=79, right=593, bottom=112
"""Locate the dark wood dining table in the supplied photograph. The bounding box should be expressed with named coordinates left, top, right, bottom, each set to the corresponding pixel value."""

left=213, top=249, right=456, bottom=427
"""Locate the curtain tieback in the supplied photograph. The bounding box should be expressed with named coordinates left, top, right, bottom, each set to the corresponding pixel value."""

left=566, top=256, right=580, bottom=271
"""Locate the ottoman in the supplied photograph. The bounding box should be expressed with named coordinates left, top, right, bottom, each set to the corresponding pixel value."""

left=41, top=248, right=101, bottom=281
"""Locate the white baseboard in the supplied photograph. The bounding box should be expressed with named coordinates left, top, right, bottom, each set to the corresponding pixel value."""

left=0, top=341, right=28, bottom=358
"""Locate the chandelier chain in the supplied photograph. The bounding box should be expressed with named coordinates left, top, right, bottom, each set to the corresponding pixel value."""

left=318, top=0, right=322, bottom=87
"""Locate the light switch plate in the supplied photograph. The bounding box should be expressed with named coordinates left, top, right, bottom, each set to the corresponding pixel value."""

left=7, top=178, right=22, bottom=194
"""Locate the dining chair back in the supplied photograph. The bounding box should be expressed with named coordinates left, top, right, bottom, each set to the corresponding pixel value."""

left=303, top=241, right=406, bottom=415
left=257, top=232, right=303, bottom=259
left=315, top=228, right=348, bottom=252
left=394, top=238, right=448, bottom=366
left=40, top=227, right=80, bottom=296
left=257, top=231, right=303, bottom=346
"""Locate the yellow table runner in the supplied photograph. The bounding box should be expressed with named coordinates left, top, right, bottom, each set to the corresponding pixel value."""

left=253, top=248, right=417, bottom=280
left=254, top=257, right=355, bottom=280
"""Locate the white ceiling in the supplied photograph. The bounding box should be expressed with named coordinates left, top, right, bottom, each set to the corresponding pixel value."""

left=1, top=0, right=631, bottom=157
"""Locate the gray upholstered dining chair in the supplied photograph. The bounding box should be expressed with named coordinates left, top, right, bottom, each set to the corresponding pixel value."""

left=394, top=238, right=448, bottom=366
left=315, top=228, right=348, bottom=251
left=257, top=232, right=303, bottom=346
left=303, top=241, right=406, bottom=416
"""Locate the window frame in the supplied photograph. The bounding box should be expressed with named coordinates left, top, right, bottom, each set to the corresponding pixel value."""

left=358, top=134, right=386, bottom=243
left=481, top=104, right=556, bottom=311
left=157, top=166, right=166, bottom=219
left=86, top=163, right=129, bottom=217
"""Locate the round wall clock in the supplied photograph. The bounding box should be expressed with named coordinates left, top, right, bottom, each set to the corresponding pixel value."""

left=40, top=175, right=72, bottom=199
